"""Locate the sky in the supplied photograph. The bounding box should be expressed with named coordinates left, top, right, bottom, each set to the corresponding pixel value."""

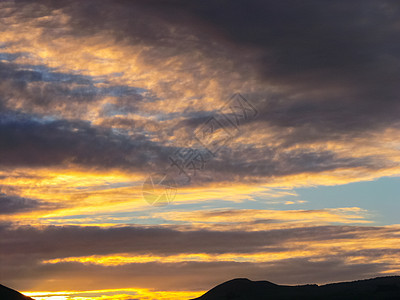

left=0, top=0, right=400, bottom=299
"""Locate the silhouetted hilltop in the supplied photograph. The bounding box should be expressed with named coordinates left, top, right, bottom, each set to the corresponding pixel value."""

left=192, top=276, right=400, bottom=300
left=0, top=284, right=34, bottom=300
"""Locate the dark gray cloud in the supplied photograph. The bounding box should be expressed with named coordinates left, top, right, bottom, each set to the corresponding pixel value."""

left=0, top=193, right=59, bottom=214
left=3, top=258, right=389, bottom=292
left=1, top=0, right=399, bottom=184
left=0, top=112, right=173, bottom=170
left=0, top=223, right=395, bottom=258
left=0, top=223, right=398, bottom=291
left=0, top=106, right=388, bottom=184
left=33, top=0, right=400, bottom=141
left=198, top=146, right=389, bottom=180
left=0, top=111, right=392, bottom=185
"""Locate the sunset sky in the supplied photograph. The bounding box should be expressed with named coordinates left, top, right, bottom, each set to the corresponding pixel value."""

left=1, top=1, right=400, bottom=299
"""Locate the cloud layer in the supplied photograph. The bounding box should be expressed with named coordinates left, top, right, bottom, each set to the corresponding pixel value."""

left=0, top=0, right=399, bottom=298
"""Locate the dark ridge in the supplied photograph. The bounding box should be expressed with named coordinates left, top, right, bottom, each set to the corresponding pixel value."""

left=192, top=276, right=400, bottom=300
left=0, top=284, right=34, bottom=300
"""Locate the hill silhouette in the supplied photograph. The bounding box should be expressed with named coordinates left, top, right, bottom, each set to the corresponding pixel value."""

left=192, top=276, right=400, bottom=300
left=0, top=284, right=34, bottom=300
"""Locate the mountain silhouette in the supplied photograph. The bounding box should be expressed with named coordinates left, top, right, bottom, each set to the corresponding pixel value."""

left=0, top=284, right=34, bottom=300
left=192, top=276, right=400, bottom=300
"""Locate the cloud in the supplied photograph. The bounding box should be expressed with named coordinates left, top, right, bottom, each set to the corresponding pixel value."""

left=0, top=113, right=173, bottom=171
left=0, top=193, right=59, bottom=214
left=0, top=0, right=399, bottom=189
left=0, top=59, right=145, bottom=120
left=153, top=208, right=372, bottom=230
left=0, top=222, right=398, bottom=260
left=0, top=223, right=399, bottom=291
left=0, top=109, right=395, bottom=189
left=0, top=0, right=399, bottom=296
left=9, top=258, right=390, bottom=291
